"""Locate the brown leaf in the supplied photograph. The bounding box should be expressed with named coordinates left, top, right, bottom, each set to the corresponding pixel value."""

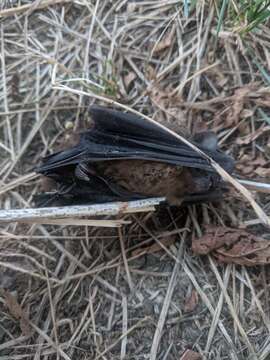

left=192, top=227, right=240, bottom=254
left=146, top=65, right=157, bottom=81
left=230, top=87, right=251, bottom=124
left=236, top=125, right=270, bottom=145
left=236, top=153, right=270, bottom=178
left=254, top=98, right=270, bottom=107
left=240, top=108, right=254, bottom=119
left=153, top=26, right=175, bottom=53
left=192, top=226, right=270, bottom=266
left=1, top=289, right=31, bottom=335
left=150, top=87, right=170, bottom=109
left=20, top=316, right=31, bottom=336
left=180, top=349, right=202, bottom=360
left=132, top=236, right=176, bottom=256
left=123, top=71, right=136, bottom=90
left=213, top=83, right=260, bottom=129
left=1, top=289, right=23, bottom=319
left=184, top=290, right=198, bottom=313
left=249, top=156, right=268, bottom=167
left=238, top=121, right=251, bottom=136
left=254, top=167, right=270, bottom=177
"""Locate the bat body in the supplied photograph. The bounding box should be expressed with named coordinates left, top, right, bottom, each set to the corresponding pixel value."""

left=35, top=106, right=234, bottom=206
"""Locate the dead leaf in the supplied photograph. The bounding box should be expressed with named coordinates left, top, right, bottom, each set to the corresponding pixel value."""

left=1, top=289, right=23, bottom=319
left=180, top=349, right=202, bottom=360
left=254, top=167, right=270, bottom=177
left=192, top=226, right=249, bottom=255
left=192, top=226, right=270, bottom=266
left=238, top=120, right=251, bottom=136
left=240, top=109, right=254, bottom=119
left=229, top=87, right=251, bottom=125
left=146, top=65, right=157, bottom=81
left=123, top=71, right=136, bottom=90
left=184, top=290, right=198, bottom=313
left=236, top=152, right=269, bottom=178
left=1, top=289, right=31, bottom=335
left=153, top=26, right=175, bottom=54
left=150, top=87, right=170, bottom=109
left=132, top=236, right=176, bottom=256
left=236, top=125, right=270, bottom=145
left=20, top=316, right=31, bottom=336
left=213, top=83, right=261, bottom=129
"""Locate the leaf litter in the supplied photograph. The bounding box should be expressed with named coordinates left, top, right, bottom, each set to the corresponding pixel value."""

left=0, top=289, right=31, bottom=336
left=180, top=349, right=202, bottom=360
left=192, top=226, right=270, bottom=266
left=236, top=152, right=270, bottom=178
left=1, top=1, right=270, bottom=359
left=184, top=289, right=199, bottom=313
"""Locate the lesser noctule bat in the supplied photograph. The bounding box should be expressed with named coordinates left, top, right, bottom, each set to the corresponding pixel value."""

left=35, top=106, right=234, bottom=206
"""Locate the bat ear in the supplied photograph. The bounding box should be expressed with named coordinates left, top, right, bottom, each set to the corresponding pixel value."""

left=192, top=131, right=218, bottom=151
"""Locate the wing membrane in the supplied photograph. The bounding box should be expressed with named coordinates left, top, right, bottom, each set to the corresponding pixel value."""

left=37, top=106, right=234, bottom=174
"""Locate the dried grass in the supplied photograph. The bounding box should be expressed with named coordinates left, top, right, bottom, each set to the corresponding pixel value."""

left=1, top=1, right=270, bottom=359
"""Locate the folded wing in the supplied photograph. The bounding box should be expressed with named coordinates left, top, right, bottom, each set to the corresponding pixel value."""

left=37, top=106, right=234, bottom=175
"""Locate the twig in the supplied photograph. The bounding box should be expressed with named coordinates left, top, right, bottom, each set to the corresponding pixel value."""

left=0, top=173, right=38, bottom=196
left=238, top=179, right=270, bottom=194
left=118, top=227, right=134, bottom=290
left=121, top=295, right=128, bottom=360
left=150, top=235, right=184, bottom=359
left=19, top=218, right=131, bottom=227
left=94, top=317, right=150, bottom=360
left=209, top=258, right=256, bottom=356
left=0, top=197, right=165, bottom=224
left=0, top=0, right=71, bottom=18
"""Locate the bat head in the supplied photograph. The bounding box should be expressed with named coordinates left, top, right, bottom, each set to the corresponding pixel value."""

left=192, top=131, right=234, bottom=174
left=187, top=168, right=213, bottom=194
left=192, top=131, right=218, bottom=151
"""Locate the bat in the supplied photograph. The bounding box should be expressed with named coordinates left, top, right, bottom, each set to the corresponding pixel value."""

left=35, top=106, right=234, bottom=206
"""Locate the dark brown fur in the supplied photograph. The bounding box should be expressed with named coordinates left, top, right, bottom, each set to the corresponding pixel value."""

left=96, top=160, right=207, bottom=205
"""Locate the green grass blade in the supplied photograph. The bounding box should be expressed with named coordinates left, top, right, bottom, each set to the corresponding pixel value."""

left=216, top=0, right=229, bottom=36
left=253, top=58, right=270, bottom=85
left=244, top=9, right=270, bottom=32
left=184, top=0, right=189, bottom=18
left=258, top=108, right=270, bottom=126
